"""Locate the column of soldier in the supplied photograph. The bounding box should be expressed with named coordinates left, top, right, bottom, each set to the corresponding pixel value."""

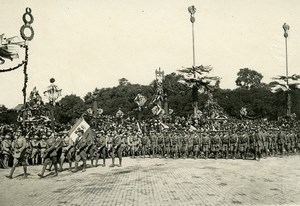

left=0, top=117, right=299, bottom=179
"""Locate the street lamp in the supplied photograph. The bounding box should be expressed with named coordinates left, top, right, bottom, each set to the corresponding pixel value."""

left=283, top=23, right=291, bottom=116
left=44, top=78, right=61, bottom=132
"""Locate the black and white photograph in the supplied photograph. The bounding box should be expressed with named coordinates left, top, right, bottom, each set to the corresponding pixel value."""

left=1, top=0, right=300, bottom=205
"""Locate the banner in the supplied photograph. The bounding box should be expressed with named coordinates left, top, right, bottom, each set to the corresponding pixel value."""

left=134, top=94, right=147, bottom=107
left=68, top=117, right=94, bottom=142
left=151, top=105, right=162, bottom=115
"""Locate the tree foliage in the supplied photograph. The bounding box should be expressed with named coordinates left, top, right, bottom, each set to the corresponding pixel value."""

left=235, top=68, right=263, bottom=89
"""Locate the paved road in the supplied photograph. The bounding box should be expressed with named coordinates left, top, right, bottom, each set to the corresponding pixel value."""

left=0, top=156, right=300, bottom=206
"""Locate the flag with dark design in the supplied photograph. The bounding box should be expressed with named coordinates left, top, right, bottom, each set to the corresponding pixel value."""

left=68, top=117, right=95, bottom=142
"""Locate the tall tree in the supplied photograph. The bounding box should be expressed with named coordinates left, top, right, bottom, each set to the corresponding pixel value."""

left=55, top=94, right=87, bottom=124
left=235, top=68, right=263, bottom=89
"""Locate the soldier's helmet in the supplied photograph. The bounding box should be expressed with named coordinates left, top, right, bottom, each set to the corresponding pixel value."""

left=5, top=134, right=10, bottom=139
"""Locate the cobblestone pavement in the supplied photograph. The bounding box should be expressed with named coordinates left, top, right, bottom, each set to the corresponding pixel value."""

left=0, top=156, right=300, bottom=206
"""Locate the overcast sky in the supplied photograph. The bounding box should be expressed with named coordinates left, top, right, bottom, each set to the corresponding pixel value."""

left=1, top=0, right=300, bottom=108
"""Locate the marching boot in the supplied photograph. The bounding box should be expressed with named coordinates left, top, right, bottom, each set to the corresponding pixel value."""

left=3, top=156, right=9, bottom=169
left=72, top=162, right=79, bottom=172
left=82, top=161, right=86, bottom=172
left=6, top=166, right=16, bottom=179
left=38, top=165, right=47, bottom=178
left=91, top=159, right=94, bottom=167
left=68, top=162, right=72, bottom=171
left=23, top=166, right=28, bottom=177
left=59, top=161, right=63, bottom=172
left=95, top=158, right=99, bottom=167
left=102, top=158, right=106, bottom=167
left=118, top=158, right=122, bottom=167
left=109, top=158, right=115, bottom=167
left=53, top=163, right=58, bottom=176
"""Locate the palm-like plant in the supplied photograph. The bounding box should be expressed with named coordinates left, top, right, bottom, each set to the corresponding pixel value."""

left=178, top=65, right=220, bottom=116
left=269, top=74, right=300, bottom=93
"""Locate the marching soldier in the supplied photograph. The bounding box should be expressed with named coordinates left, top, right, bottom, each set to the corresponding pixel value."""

left=86, top=132, right=97, bottom=167
left=164, top=132, right=171, bottom=158
left=6, top=129, right=28, bottom=179
left=202, top=132, right=210, bottom=159
left=181, top=131, right=189, bottom=159
left=38, top=132, right=59, bottom=178
left=220, top=131, right=229, bottom=159
left=39, top=134, right=47, bottom=164
left=60, top=130, right=74, bottom=171
left=157, top=132, right=164, bottom=158
left=277, top=130, right=285, bottom=157
left=255, top=128, right=263, bottom=161
left=72, top=129, right=88, bottom=172
left=141, top=133, right=148, bottom=158
left=170, top=131, right=178, bottom=158
left=238, top=131, right=249, bottom=160
left=1, top=134, right=11, bottom=169
left=30, top=135, right=40, bottom=165
left=192, top=131, right=201, bottom=159
left=229, top=131, right=238, bottom=160
left=149, top=131, right=158, bottom=158
left=110, top=132, right=123, bottom=167
left=95, top=130, right=107, bottom=167
left=210, top=131, right=221, bottom=160
left=188, top=131, right=194, bottom=158
left=262, top=128, right=269, bottom=158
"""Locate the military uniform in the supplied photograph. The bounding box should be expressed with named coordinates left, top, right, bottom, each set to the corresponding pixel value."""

left=202, top=133, right=210, bottom=159
left=95, top=132, right=107, bottom=167
left=1, top=135, right=11, bottom=169
left=150, top=132, right=158, bottom=158
left=229, top=132, right=238, bottom=159
left=38, top=134, right=59, bottom=177
left=255, top=130, right=263, bottom=161
left=164, top=133, right=171, bottom=158
left=72, top=130, right=88, bottom=172
left=210, top=132, right=221, bottom=159
left=60, top=132, right=74, bottom=171
left=277, top=131, right=285, bottom=156
left=157, top=133, right=164, bottom=158
left=262, top=130, right=269, bottom=158
left=238, top=132, right=249, bottom=160
left=181, top=133, right=188, bottom=159
left=192, top=132, right=201, bottom=159
left=170, top=132, right=179, bottom=158
left=221, top=132, right=229, bottom=159
left=39, top=137, right=47, bottom=164
left=141, top=134, right=148, bottom=158
left=30, top=136, right=40, bottom=165
left=110, top=134, right=122, bottom=167
left=6, top=131, right=28, bottom=179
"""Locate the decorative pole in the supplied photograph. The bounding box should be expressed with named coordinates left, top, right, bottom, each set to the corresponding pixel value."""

left=155, top=67, right=166, bottom=117
left=188, top=5, right=198, bottom=115
left=0, top=8, right=34, bottom=128
left=283, top=23, right=291, bottom=116
left=44, top=78, right=62, bottom=132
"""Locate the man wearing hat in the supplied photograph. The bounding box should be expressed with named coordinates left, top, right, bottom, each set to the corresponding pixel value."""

left=1, top=134, right=11, bottom=169
left=72, top=128, right=88, bottom=172
left=39, top=134, right=47, bottom=164
left=229, top=131, right=238, bottom=160
left=30, top=134, right=40, bottom=165
left=60, top=129, right=74, bottom=171
left=95, top=130, right=107, bottom=167
left=38, top=132, right=59, bottom=177
left=202, top=132, right=210, bottom=159
left=110, top=132, right=123, bottom=167
left=6, top=129, right=28, bottom=179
